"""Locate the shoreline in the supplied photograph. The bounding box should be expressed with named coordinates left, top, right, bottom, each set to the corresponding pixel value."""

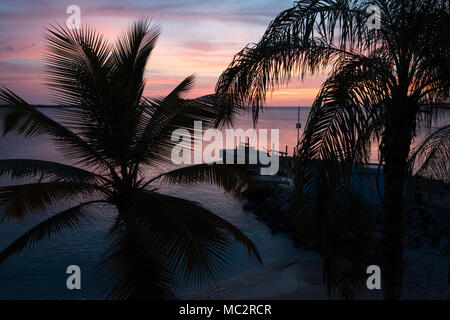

left=262, top=260, right=329, bottom=300
left=240, top=175, right=450, bottom=300
left=198, top=259, right=329, bottom=300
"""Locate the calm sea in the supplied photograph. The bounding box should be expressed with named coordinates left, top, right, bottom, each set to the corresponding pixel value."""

left=0, top=107, right=316, bottom=299
left=0, top=106, right=447, bottom=299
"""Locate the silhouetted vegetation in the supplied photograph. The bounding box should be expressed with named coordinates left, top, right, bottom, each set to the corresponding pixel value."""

left=215, top=0, right=449, bottom=299
left=0, top=19, right=261, bottom=299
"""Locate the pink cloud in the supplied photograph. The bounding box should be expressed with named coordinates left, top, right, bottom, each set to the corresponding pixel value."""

left=0, top=0, right=322, bottom=106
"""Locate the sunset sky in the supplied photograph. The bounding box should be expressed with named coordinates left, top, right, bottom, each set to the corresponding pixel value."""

left=0, top=0, right=327, bottom=106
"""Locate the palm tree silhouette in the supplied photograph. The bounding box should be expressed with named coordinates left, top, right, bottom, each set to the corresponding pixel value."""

left=214, top=0, right=449, bottom=299
left=0, top=19, right=261, bottom=299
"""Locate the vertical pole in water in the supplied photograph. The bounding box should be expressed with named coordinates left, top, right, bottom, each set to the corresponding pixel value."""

left=295, top=107, right=302, bottom=155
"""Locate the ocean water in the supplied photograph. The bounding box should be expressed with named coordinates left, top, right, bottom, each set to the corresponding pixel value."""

left=228, top=107, right=447, bottom=164
left=230, top=107, right=311, bottom=156
left=0, top=107, right=316, bottom=300
left=0, top=106, right=447, bottom=299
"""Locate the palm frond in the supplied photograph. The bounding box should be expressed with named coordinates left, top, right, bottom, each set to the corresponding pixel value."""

left=215, top=0, right=374, bottom=122
left=0, top=159, right=107, bottom=184
left=0, top=88, right=111, bottom=169
left=149, top=163, right=249, bottom=195
left=131, top=75, right=196, bottom=168
left=116, top=190, right=261, bottom=287
left=292, top=54, right=386, bottom=299
left=112, top=19, right=160, bottom=106
left=409, top=124, right=450, bottom=182
left=44, top=23, right=134, bottom=167
left=0, top=181, right=105, bottom=221
left=100, top=222, right=176, bottom=300
left=294, top=55, right=387, bottom=200
left=43, top=23, right=112, bottom=106
left=132, top=77, right=223, bottom=170
left=0, top=201, right=103, bottom=264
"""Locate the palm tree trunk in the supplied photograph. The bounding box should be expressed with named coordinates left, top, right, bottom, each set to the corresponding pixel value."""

left=381, top=100, right=416, bottom=300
